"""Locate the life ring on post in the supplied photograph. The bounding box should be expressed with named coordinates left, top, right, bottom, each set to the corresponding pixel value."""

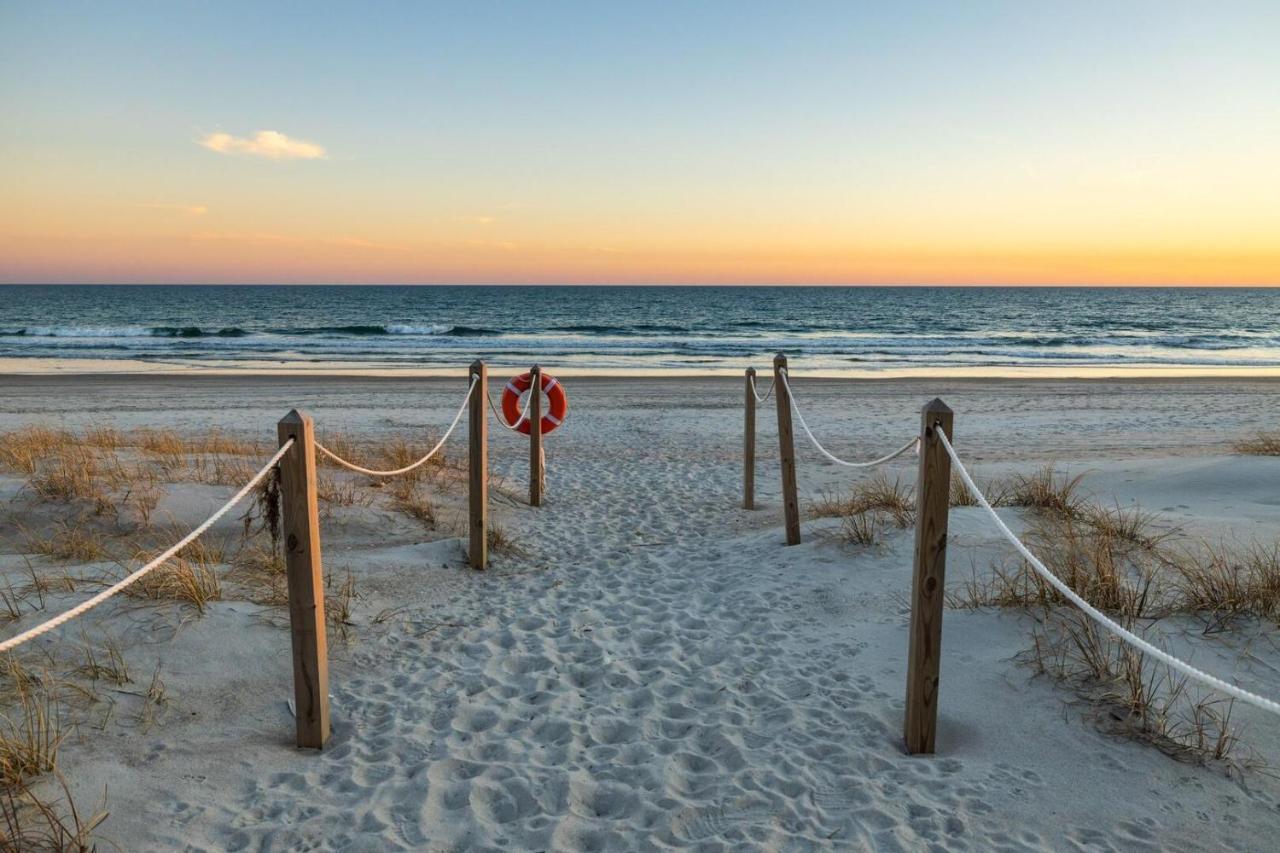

left=501, top=370, right=568, bottom=435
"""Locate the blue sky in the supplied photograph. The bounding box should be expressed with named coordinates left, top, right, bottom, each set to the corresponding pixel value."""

left=2, top=1, right=1278, bottom=284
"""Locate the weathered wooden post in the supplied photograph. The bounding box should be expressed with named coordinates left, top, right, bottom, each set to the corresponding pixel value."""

left=529, top=364, right=544, bottom=507
left=773, top=354, right=800, bottom=545
left=744, top=367, right=757, bottom=510
left=276, top=410, right=330, bottom=749
left=468, top=360, right=488, bottom=570
left=904, top=398, right=954, bottom=755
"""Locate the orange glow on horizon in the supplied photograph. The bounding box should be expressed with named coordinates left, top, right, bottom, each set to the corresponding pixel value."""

left=1, top=226, right=1277, bottom=285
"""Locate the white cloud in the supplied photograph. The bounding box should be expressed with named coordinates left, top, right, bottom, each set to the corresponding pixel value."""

left=199, top=130, right=326, bottom=160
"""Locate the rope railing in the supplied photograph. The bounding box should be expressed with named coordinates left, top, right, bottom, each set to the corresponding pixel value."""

left=749, top=374, right=775, bottom=404
left=314, top=375, right=478, bottom=476
left=486, top=381, right=534, bottom=433
left=938, top=428, right=1280, bottom=716
left=747, top=357, right=1280, bottom=751
left=0, top=360, right=533, bottom=750
left=779, top=369, right=919, bottom=468
left=0, top=440, right=294, bottom=655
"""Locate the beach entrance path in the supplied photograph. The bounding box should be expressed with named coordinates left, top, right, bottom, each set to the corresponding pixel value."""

left=17, top=375, right=1280, bottom=850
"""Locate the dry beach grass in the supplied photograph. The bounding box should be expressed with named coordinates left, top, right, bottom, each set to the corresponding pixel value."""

left=0, top=421, right=484, bottom=846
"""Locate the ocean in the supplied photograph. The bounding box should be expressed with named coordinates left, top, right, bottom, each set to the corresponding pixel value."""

left=2, top=284, right=1279, bottom=375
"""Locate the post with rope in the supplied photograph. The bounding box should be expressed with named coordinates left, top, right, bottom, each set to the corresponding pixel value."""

left=468, top=360, right=488, bottom=569
left=904, top=398, right=953, bottom=755
left=743, top=367, right=756, bottom=510
left=773, top=354, right=800, bottom=544
left=529, top=364, right=544, bottom=507
left=277, top=409, right=330, bottom=749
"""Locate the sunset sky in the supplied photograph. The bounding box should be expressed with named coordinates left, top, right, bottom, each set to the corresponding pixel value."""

left=2, top=1, right=1278, bottom=285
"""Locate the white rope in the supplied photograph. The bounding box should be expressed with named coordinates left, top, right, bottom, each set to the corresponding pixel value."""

left=0, top=441, right=294, bottom=654
left=487, top=381, right=535, bottom=433
left=749, top=374, right=775, bottom=404
left=937, top=428, right=1280, bottom=716
left=315, top=376, right=478, bottom=476
left=778, top=370, right=919, bottom=468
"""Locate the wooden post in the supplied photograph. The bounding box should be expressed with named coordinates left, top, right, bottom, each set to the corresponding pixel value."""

left=276, top=410, right=330, bottom=750
left=529, top=364, right=543, bottom=507
left=743, top=368, right=756, bottom=510
left=468, top=360, right=488, bottom=570
left=773, top=354, right=800, bottom=545
left=904, top=398, right=954, bottom=755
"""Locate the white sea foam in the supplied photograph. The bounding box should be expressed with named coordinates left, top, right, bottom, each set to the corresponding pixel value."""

left=385, top=324, right=451, bottom=335
left=19, top=325, right=157, bottom=337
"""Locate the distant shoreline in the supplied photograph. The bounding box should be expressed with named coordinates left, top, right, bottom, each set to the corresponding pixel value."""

left=4, top=357, right=1280, bottom=382
left=3, top=283, right=1279, bottom=289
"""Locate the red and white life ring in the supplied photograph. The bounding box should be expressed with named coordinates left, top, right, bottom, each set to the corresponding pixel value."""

left=501, top=370, right=568, bottom=435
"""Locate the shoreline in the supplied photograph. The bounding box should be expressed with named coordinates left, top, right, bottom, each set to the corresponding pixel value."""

left=5, top=356, right=1280, bottom=381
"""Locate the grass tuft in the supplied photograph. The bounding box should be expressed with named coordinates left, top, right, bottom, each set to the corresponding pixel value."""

left=0, top=428, right=73, bottom=476
left=227, top=544, right=287, bottom=606
left=27, top=449, right=105, bottom=505
left=487, top=522, right=524, bottom=556
left=1024, top=609, right=1248, bottom=769
left=325, top=570, right=357, bottom=642
left=840, top=512, right=881, bottom=546
left=809, top=472, right=915, bottom=528
left=1166, top=540, right=1280, bottom=630
left=21, top=524, right=106, bottom=564
left=0, top=771, right=109, bottom=853
left=125, top=556, right=221, bottom=613
left=389, top=480, right=436, bottom=529
left=1232, top=431, right=1280, bottom=456
left=954, top=514, right=1159, bottom=619
left=0, top=689, right=64, bottom=788
left=73, top=635, right=130, bottom=687
left=1080, top=502, right=1173, bottom=549
left=1006, top=466, right=1087, bottom=517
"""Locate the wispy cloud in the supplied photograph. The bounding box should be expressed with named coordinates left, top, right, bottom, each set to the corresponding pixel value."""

left=452, top=215, right=497, bottom=225
left=199, top=130, right=326, bottom=160
left=139, top=202, right=207, bottom=216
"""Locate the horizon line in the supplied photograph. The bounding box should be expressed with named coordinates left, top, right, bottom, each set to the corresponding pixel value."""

left=3, top=282, right=1280, bottom=289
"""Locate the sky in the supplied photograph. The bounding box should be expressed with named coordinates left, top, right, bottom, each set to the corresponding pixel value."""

left=1, top=1, right=1278, bottom=286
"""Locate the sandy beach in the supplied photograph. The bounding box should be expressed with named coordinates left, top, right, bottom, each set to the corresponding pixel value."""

left=3, top=373, right=1280, bottom=850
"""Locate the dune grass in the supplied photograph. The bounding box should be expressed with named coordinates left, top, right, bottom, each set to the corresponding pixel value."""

left=839, top=512, right=881, bottom=547
left=487, top=521, right=524, bottom=556
left=226, top=543, right=287, bottom=606
left=0, top=421, right=491, bottom=849
left=1005, top=466, right=1087, bottom=516
left=21, top=524, right=106, bottom=565
left=951, top=513, right=1161, bottom=619
left=0, top=771, right=108, bottom=853
left=946, top=473, right=1278, bottom=771
left=0, top=428, right=73, bottom=476
left=389, top=479, right=437, bottom=528
left=1025, top=609, right=1245, bottom=768
left=809, top=472, right=915, bottom=528
left=1232, top=431, right=1280, bottom=456
left=72, top=635, right=130, bottom=688
left=0, top=689, right=63, bottom=788
left=1165, top=540, right=1280, bottom=630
